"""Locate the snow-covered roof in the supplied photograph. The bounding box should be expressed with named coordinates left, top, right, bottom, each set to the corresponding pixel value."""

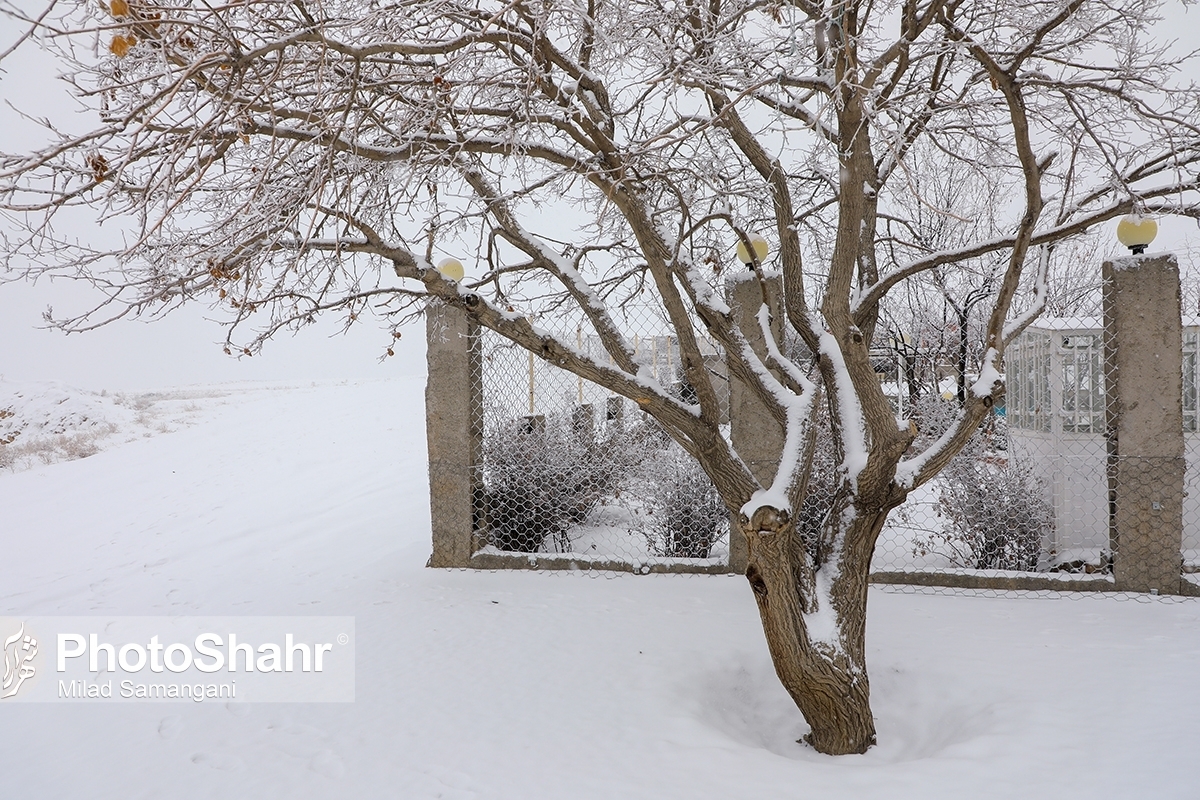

left=1023, top=315, right=1200, bottom=332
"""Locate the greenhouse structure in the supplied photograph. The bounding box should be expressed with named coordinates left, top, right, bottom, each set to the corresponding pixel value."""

left=1005, top=316, right=1200, bottom=570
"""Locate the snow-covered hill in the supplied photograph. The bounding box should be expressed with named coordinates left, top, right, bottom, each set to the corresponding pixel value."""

left=0, top=380, right=222, bottom=471
left=0, top=377, right=1195, bottom=797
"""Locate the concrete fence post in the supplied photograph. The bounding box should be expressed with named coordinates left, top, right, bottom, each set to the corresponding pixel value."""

left=1102, top=252, right=1185, bottom=593
left=426, top=301, right=481, bottom=568
left=725, top=272, right=786, bottom=575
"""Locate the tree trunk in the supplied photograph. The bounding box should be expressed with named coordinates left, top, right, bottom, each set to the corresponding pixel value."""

left=956, top=308, right=969, bottom=407
left=740, top=505, right=887, bottom=755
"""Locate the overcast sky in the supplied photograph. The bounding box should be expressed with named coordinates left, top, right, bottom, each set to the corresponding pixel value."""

left=0, top=18, right=427, bottom=390
left=1, top=3, right=1198, bottom=391
left=0, top=278, right=429, bottom=390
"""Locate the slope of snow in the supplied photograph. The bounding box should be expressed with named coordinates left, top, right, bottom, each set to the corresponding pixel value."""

left=0, top=377, right=1196, bottom=797
left=0, top=380, right=228, bottom=472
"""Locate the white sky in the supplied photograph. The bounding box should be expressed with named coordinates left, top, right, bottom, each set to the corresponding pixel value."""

left=1, top=3, right=1198, bottom=390
left=0, top=22, right=428, bottom=389
left=0, top=277, right=429, bottom=389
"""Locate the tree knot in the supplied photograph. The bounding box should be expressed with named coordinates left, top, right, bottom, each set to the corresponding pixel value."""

left=745, top=505, right=790, bottom=535
left=745, top=564, right=768, bottom=596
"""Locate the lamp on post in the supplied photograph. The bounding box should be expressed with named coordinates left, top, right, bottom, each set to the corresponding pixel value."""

left=736, top=234, right=770, bottom=270
left=436, top=257, right=465, bottom=282
left=1116, top=214, right=1158, bottom=255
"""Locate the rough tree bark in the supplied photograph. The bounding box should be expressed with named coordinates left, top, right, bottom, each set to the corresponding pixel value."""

left=742, top=506, right=877, bottom=754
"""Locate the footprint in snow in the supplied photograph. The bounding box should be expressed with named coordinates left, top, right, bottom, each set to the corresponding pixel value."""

left=191, top=751, right=245, bottom=772
left=224, top=701, right=252, bottom=718
left=157, top=715, right=182, bottom=740
left=265, top=722, right=328, bottom=758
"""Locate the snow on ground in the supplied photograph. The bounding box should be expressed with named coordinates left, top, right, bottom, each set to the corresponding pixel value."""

left=0, top=377, right=1197, bottom=797
left=0, top=379, right=225, bottom=472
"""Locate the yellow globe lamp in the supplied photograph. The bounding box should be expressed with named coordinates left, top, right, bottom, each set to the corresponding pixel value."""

left=436, top=257, right=465, bottom=282
left=736, top=234, right=770, bottom=267
left=1116, top=214, right=1157, bottom=255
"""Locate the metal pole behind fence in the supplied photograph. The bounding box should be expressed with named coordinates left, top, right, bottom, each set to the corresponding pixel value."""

left=528, top=350, right=535, bottom=414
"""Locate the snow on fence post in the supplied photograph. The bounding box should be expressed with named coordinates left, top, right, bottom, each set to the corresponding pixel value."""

left=725, top=272, right=786, bottom=575
left=426, top=300, right=482, bottom=567
left=1102, top=252, right=1186, bottom=594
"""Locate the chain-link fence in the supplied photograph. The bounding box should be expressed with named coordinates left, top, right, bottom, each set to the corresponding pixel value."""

left=430, top=258, right=1198, bottom=595
left=874, top=307, right=1196, bottom=595
left=465, top=306, right=734, bottom=574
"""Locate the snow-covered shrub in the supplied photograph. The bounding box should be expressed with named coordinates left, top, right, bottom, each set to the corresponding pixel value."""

left=0, top=428, right=112, bottom=471
left=910, top=399, right=1051, bottom=571
left=481, top=411, right=626, bottom=553
left=638, top=444, right=726, bottom=559
left=481, top=405, right=733, bottom=559
left=920, top=451, right=1051, bottom=571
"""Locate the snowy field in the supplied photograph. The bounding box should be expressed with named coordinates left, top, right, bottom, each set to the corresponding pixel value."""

left=0, top=377, right=1197, bottom=797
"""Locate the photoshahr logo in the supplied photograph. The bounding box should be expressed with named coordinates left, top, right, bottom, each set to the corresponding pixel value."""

left=1, top=623, right=38, bottom=699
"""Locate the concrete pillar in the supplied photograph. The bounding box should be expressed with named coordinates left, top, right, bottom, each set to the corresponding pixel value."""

left=605, top=396, right=624, bottom=425
left=425, top=301, right=482, bottom=568
left=571, top=404, right=595, bottom=443
left=725, top=272, right=786, bottom=574
left=1102, top=253, right=1184, bottom=593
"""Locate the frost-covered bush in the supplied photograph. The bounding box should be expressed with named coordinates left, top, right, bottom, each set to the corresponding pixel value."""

left=481, top=412, right=625, bottom=553
left=481, top=405, right=735, bottom=559
left=638, top=444, right=726, bottom=559
left=910, top=399, right=1051, bottom=571
left=920, top=452, right=1051, bottom=570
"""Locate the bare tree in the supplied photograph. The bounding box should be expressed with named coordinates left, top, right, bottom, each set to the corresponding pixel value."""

left=4, top=0, right=1200, bottom=754
left=878, top=145, right=1009, bottom=406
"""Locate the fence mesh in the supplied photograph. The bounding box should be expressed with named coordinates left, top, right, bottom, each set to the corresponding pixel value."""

left=470, top=311, right=732, bottom=571
left=456, top=310, right=1196, bottom=595
left=875, top=319, right=1196, bottom=595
